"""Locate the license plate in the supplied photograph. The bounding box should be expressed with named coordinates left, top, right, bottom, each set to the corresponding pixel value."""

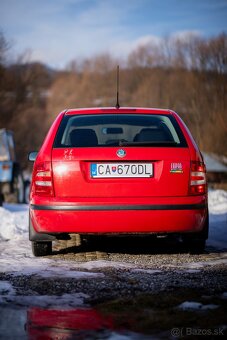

left=91, top=163, right=153, bottom=178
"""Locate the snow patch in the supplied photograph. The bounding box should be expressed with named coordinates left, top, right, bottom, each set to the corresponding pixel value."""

left=178, top=301, right=219, bottom=311
left=131, top=269, right=161, bottom=275
left=179, top=254, right=227, bottom=270
left=77, top=260, right=136, bottom=271
left=0, top=205, right=28, bottom=241
left=0, top=239, right=105, bottom=278
left=0, top=281, right=15, bottom=296
left=39, top=269, right=105, bottom=279
left=207, top=190, right=227, bottom=250
left=208, top=190, right=227, bottom=214
left=0, top=293, right=88, bottom=308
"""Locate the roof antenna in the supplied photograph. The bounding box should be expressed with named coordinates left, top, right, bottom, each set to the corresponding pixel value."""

left=116, top=65, right=120, bottom=109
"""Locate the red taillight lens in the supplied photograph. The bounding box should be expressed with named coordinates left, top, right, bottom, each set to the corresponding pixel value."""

left=33, top=161, right=54, bottom=196
left=189, top=161, right=207, bottom=195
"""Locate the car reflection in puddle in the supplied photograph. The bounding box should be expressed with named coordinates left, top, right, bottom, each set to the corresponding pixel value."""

left=26, top=307, right=148, bottom=340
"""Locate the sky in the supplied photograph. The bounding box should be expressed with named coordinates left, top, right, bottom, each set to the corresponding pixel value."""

left=0, top=0, right=227, bottom=68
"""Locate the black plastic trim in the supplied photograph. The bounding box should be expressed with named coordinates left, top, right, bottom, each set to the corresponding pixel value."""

left=31, top=203, right=206, bottom=211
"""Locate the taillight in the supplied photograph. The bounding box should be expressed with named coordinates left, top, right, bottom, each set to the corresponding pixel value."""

left=189, top=161, right=207, bottom=195
left=33, top=161, right=54, bottom=196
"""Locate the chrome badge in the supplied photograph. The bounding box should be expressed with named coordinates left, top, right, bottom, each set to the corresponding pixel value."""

left=117, top=149, right=126, bottom=158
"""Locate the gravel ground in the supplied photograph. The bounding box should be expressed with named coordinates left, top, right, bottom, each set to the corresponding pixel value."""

left=1, top=235, right=227, bottom=302
left=1, top=265, right=226, bottom=302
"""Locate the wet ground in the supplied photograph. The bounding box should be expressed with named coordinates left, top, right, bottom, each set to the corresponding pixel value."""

left=0, top=236, right=227, bottom=339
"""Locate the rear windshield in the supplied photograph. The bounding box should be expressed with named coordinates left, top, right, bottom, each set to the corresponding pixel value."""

left=53, top=114, right=187, bottom=148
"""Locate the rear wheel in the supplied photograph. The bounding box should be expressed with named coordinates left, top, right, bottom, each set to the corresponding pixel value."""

left=32, top=241, right=52, bottom=257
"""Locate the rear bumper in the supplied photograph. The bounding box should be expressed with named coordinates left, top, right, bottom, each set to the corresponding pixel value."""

left=30, top=196, right=208, bottom=235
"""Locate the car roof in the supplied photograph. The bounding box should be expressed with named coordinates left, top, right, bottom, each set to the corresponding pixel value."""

left=64, top=107, right=175, bottom=115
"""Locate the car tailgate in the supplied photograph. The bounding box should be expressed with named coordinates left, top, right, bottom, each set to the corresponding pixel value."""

left=52, top=147, right=190, bottom=198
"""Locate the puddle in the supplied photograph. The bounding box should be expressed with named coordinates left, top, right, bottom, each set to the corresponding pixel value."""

left=0, top=308, right=27, bottom=340
left=0, top=306, right=150, bottom=339
left=1, top=289, right=227, bottom=339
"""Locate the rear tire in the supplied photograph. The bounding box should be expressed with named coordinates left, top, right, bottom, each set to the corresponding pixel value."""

left=184, top=238, right=206, bottom=254
left=32, top=241, right=52, bottom=257
left=183, top=214, right=209, bottom=254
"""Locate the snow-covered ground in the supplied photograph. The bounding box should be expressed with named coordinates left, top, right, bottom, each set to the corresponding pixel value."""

left=0, top=190, right=227, bottom=277
left=207, top=190, right=227, bottom=250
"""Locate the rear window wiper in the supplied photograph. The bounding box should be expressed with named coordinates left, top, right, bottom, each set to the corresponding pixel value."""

left=119, top=141, right=178, bottom=147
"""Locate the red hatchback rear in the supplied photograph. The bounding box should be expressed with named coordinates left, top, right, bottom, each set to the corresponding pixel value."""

left=29, top=107, right=208, bottom=256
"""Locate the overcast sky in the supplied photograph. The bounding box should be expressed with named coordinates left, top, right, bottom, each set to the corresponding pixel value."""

left=1, top=0, right=227, bottom=68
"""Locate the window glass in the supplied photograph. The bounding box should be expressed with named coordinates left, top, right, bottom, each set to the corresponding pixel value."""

left=54, top=114, right=187, bottom=148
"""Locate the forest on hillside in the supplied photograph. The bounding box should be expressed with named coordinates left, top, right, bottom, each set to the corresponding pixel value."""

left=0, top=32, right=226, bottom=167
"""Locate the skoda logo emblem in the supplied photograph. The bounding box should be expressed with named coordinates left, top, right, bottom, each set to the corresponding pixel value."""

left=117, top=149, right=126, bottom=158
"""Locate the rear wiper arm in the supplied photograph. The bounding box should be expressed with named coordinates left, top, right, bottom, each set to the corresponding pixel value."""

left=119, top=141, right=178, bottom=147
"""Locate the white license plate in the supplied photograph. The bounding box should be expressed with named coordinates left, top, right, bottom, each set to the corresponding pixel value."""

left=91, top=163, right=153, bottom=178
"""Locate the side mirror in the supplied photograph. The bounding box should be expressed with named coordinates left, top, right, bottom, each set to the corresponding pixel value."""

left=28, top=151, right=38, bottom=162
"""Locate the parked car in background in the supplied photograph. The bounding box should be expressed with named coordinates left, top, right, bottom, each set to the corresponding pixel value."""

left=29, top=107, right=208, bottom=256
left=0, top=129, right=27, bottom=205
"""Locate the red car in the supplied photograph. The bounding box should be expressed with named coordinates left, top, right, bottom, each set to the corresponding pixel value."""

left=29, top=107, right=208, bottom=256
